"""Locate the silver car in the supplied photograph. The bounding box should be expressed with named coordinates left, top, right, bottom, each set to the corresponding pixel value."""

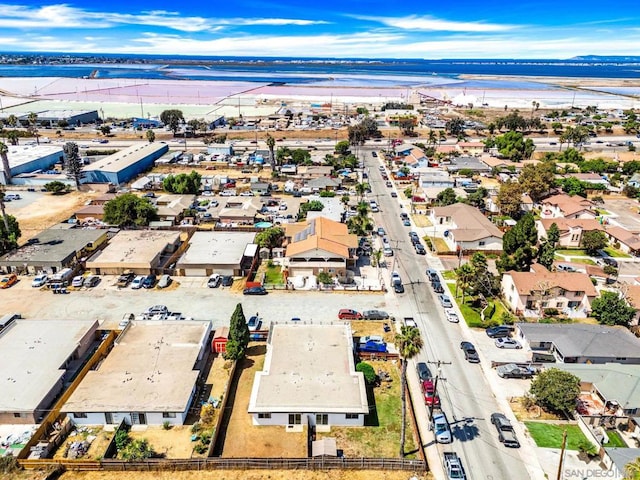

left=432, top=412, right=452, bottom=443
left=495, top=337, right=522, bottom=349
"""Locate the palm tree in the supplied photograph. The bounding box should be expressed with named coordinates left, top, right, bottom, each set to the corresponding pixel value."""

left=428, top=129, right=437, bottom=148
left=624, top=458, right=640, bottom=480
left=355, top=182, right=369, bottom=202
left=0, top=142, right=10, bottom=235
left=397, top=325, right=423, bottom=457
left=266, top=134, right=276, bottom=167
left=6, top=115, right=17, bottom=128
left=455, top=263, right=474, bottom=303
left=28, top=112, right=39, bottom=144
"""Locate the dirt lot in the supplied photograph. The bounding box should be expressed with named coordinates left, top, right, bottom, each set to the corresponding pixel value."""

left=220, top=344, right=306, bottom=458
left=510, top=396, right=561, bottom=421
left=58, top=471, right=430, bottom=480
left=53, top=426, right=112, bottom=460
left=128, top=426, right=195, bottom=459
left=350, top=320, right=396, bottom=344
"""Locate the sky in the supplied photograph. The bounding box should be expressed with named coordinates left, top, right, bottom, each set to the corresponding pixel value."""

left=1, top=1, right=640, bottom=59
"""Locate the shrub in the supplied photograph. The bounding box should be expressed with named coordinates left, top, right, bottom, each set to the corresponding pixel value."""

left=317, top=271, right=333, bottom=285
left=543, top=308, right=559, bottom=317
left=501, top=311, right=516, bottom=325
left=194, top=443, right=208, bottom=454
left=162, top=420, right=171, bottom=430
left=115, top=429, right=130, bottom=451
left=319, top=190, right=336, bottom=197
left=0, top=456, right=20, bottom=474
left=191, top=422, right=202, bottom=434
left=356, top=362, right=377, bottom=384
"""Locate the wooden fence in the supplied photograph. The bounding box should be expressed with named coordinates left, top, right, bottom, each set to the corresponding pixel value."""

left=20, top=457, right=426, bottom=472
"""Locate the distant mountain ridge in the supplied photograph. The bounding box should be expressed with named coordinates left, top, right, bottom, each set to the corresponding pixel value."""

left=569, top=55, right=640, bottom=62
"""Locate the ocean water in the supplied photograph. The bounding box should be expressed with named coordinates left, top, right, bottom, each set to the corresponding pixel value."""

left=0, top=56, right=639, bottom=87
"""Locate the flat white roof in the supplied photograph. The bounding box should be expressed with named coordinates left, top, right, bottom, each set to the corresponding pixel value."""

left=63, top=320, right=210, bottom=413
left=248, top=324, right=368, bottom=414
left=84, top=143, right=166, bottom=173
left=86, top=230, right=180, bottom=268
left=0, top=319, right=98, bottom=413
left=2, top=145, right=63, bottom=169
left=177, top=231, right=256, bottom=267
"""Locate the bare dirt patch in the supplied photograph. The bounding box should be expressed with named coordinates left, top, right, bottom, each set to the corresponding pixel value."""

left=60, top=470, right=430, bottom=480
left=220, top=344, right=306, bottom=458
left=509, top=396, right=561, bottom=421
left=128, top=426, right=195, bottom=459
left=350, top=320, right=395, bottom=344
left=52, top=426, right=112, bottom=460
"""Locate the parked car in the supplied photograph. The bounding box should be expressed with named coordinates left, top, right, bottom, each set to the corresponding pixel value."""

left=247, top=315, right=262, bottom=331
left=391, top=271, right=402, bottom=286
left=416, top=362, right=431, bottom=381
left=386, top=181, right=392, bottom=187
left=394, top=283, right=405, bottom=294
left=496, top=363, right=535, bottom=379
left=32, top=274, right=48, bottom=288
left=71, top=275, right=85, bottom=288
left=383, top=247, right=394, bottom=257
left=143, top=274, right=156, bottom=289
left=157, top=274, right=172, bottom=289
left=207, top=273, right=221, bottom=288
left=400, top=212, right=409, bottom=221
left=486, top=325, right=515, bottom=338
left=83, top=275, right=100, bottom=288
left=144, top=305, right=168, bottom=315
left=391, top=192, right=398, bottom=198
left=338, top=309, right=363, bottom=320
left=495, top=337, right=522, bottom=349
left=221, top=275, right=234, bottom=287
left=116, top=271, right=135, bottom=287
left=363, top=310, right=389, bottom=320
left=131, top=276, right=145, bottom=289
left=426, top=269, right=439, bottom=283
left=445, top=309, right=459, bottom=323
left=432, top=281, right=445, bottom=294
left=421, top=379, right=440, bottom=406
left=409, top=231, right=420, bottom=243
left=414, top=243, right=426, bottom=255
left=460, top=341, right=480, bottom=363
left=403, top=219, right=411, bottom=226
left=432, top=412, right=452, bottom=443
left=491, top=413, right=520, bottom=448
left=243, top=286, right=268, bottom=295
left=438, top=294, right=453, bottom=308
left=377, top=227, right=386, bottom=236
left=119, top=313, right=134, bottom=329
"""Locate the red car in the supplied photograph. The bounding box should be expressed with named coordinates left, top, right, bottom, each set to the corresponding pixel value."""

left=338, top=309, right=363, bottom=320
left=421, top=379, right=440, bottom=407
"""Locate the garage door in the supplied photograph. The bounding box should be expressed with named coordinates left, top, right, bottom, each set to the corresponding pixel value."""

left=184, top=269, right=208, bottom=277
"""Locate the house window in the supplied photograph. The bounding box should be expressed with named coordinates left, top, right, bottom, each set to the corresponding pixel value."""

left=258, top=413, right=271, bottom=419
left=162, top=412, right=176, bottom=418
left=288, top=413, right=301, bottom=425
left=478, top=241, right=485, bottom=246
left=316, top=414, right=329, bottom=425
left=345, top=413, right=359, bottom=420
left=615, top=358, right=628, bottom=361
left=559, top=289, right=566, bottom=296
left=541, top=302, right=549, bottom=308
left=556, top=303, right=564, bottom=308
left=511, top=284, right=515, bottom=292
left=575, top=291, right=584, bottom=297
left=13, top=413, right=27, bottom=418
left=73, top=413, right=88, bottom=419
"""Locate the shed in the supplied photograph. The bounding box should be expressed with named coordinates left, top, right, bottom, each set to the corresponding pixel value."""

left=312, top=437, right=337, bottom=457
left=212, top=327, right=230, bottom=353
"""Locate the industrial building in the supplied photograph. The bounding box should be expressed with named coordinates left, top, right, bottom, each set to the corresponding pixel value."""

left=85, top=229, right=181, bottom=275
left=248, top=324, right=369, bottom=429
left=0, top=145, right=64, bottom=185
left=0, top=226, right=108, bottom=274
left=82, top=142, right=168, bottom=185
left=0, top=109, right=99, bottom=127
left=0, top=319, right=99, bottom=424
left=62, top=320, right=211, bottom=426
left=176, top=231, right=257, bottom=276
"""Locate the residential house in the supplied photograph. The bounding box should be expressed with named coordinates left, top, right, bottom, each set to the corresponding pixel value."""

left=250, top=182, right=271, bottom=195
left=602, top=448, right=640, bottom=480
left=218, top=198, right=262, bottom=225
left=155, top=194, right=195, bottom=224
left=536, top=218, right=604, bottom=248
left=283, top=216, right=358, bottom=277
left=540, top=193, right=595, bottom=220
left=445, top=156, right=492, bottom=174
left=457, top=141, right=485, bottom=155
left=401, top=147, right=428, bottom=167
left=565, top=173, right=610, bottom=188
left=248, top=324, right=368, bottom=428
left=501, top=264, right=597, bottom=317
left=306, top=176, right=341, bottom=192
left=605, top=226, right=640, bottom=256
left=623, top=285, right=640, bottom=325
left=515, top=323, right=640, bottom=364
left=420, top=169, right=455, bottom=189
left=429, top=203, right=503, bottom=251
left=629, top=172, right=640, bottom=188
left=297, top=166, right=333, bottom=179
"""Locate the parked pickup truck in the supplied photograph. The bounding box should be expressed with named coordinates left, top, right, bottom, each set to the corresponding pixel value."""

left=491, top=413, right=520, bottom=448
left=117, top=270, right=135, bottom=287
left=443, top=452, right=466, bottom=480
left=496, top=363, right=535, bottom=379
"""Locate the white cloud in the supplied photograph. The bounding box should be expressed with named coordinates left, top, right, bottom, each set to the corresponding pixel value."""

left=357, top=15, right=516, bottom=32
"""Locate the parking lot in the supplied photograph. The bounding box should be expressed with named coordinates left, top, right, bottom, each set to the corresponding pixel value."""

left=602, top=198, right=640, bottom=231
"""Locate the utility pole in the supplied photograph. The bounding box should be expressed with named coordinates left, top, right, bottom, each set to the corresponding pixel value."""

left=427, top=360, right=452, bottom=418
left=556, top=429, right=567, bottom=480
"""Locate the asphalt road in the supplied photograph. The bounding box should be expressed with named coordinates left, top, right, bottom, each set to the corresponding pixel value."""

left=362, top=147, right=532, bottom=480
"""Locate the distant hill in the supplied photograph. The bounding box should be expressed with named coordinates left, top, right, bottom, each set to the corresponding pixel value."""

left=569, top=55, right=640, bottom=62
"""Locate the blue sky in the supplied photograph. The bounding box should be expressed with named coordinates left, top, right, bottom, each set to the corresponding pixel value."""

left=1, top=1, right=639, bottom=58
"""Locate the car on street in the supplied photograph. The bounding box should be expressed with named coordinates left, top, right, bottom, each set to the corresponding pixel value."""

left=491, top=413, right=520, bottom=448
left=363, top=309, right=389, bottom=320
left=207, top=273, right=221, bottom=288
left=383, top=247, right=393, bottom=257
left=486, top=325, right=514, bottom=338
left=426, top=269, right=439, bottom=283
left=83, top=275, right=100, bottom=288
left=394, top=283, right=405, bottom=294
left=131, top=276, right=145, bottom=289
left=403, top=219, right=411, bottom=226
left=409, top=231, right=419, bottom=242
left=71, top=275, right=85, bottom=288
left=372, top=151, right=378, bottom=157
left=432, top=281, right=445, bottom=294
left=496, top=363, right=535, bottom=379
left=414, top=243, right=426, bottom=255
left=391, top=271, right=402, bottom=286
left=377, top=227, right=386, bottom=236
left=421, top=379, right=440, bottom=406
left=157, top=274, right=172, bottom=288
left=32, top=274, right=48, bottom=288
left=221, top=275, right=234, bottom=287
left=386, top=181, right=392, bottom=187
left=432, top=412, right=452, bottom=443
left=243, top=286, right=268, bottom=295
left=460, top=341, right=480, bottom=363
left=400, top=212, right=409, bottom=221
left=495, top=337, right=522, bottom=349
left=438, top=294, right=453, bottom=308
left=143, top=274, right=156, bottom=289
left=391, top=192, right=397, bottom=198
left=144, top=305, right=168, bottom=316
left=416, top=362, right=431, bottom=381
left=338, top=309, right=363, bottom=320
left=445, top=309, right=459, bottom=323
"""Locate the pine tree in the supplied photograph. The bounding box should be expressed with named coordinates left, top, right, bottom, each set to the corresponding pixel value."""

left=224, top=303, right=250, bottom=360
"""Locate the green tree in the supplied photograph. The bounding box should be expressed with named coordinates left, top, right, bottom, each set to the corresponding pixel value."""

left=334, top=140, right=351, bottom=156
left=445, top=118, right=465, bottom=136
left=591, top=291, right=636, bottom=327
left=316, top=271, right=333, bottom=285
left=581, top=230, right=607, bottom=255
left=160, top=109, right=184, bottom=134
left=266, top=134, right=276, bottom=166
left=496, top=181, right=523, bottom=218
left=27, top=111, right=39, bottom=144
left=162, top=171, right=202, bottom=194
left=529, top=368, right=580, bottom=414
left=355, top=182, right=369, bottom=202
left=470, top=252, right=495, bottom=296
left=356, top=362, right=377, bottom=384
left=493, top=131, right=536, bottom=161
left=145, top=129, right=155, bottom=143
left=559, top=177, right=586, bottom=197
left=224, top=303, right=250, bottom=361
left=454, top=263, right=474, bottom=303
left=44, top=180, right=70, bottom=194
left=100, top=125, right=111, bottom=136
left=465, top=187, right=488, bottom=209
left=103, top=193, right=158, bottom=227
left=519, top=162, right=556, bottom=202
left=0, top=193, right=20, bottom=256
left=436, top=188, right=457, bottom=206
left=397, top=326, right=423, bottom=457
left=6, top=130, right=19, bottom=146
left=63, top=142, right=85, bottom=189
left=537, top=223, right=560, bottom=270
left=498, top=213, right=538, bottom=272
left=299, top=200, right=324, bottom=220
left=255, top=226, right=284, bottom=258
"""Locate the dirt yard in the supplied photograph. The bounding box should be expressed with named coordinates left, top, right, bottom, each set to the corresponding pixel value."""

left=53, top=426, right=112, bottom=460
left=59, top=470, right=430, bottom=480
left=510, top=396, right=561, bottom=421
left=350, top=320, right=396, bottom=344
left=220, top=344, right=306, bottom=458
left=128, top=426, right=195, bottom=459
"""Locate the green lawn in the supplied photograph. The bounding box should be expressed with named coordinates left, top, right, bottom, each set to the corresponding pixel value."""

left=441, top=270, right=456, bottom=280
left=525, top=422, right=589, bottom=450
left=556, top=249, right=589, bottom=256
left=427, top=236, right=451, bottom=253
left=447, top=284, right=508, bottom=328
left=603, top=247, right=631, bottom=258
left=606, top=429, right=627, bottom=448
left=569, top=258, right=597, bottom=265
left=263, top=266, right=284, bottom=284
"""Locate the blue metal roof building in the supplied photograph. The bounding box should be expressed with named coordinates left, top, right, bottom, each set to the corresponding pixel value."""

left=82, top=143, right=168, bottom=185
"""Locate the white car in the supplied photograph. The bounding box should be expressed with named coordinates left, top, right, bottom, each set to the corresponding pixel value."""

left=239, top=191, right=254, bottom=196
left=131, top=276, right=145, bottom=289
left=383, top=247, right=393, bottom=257
left=31, top=274, right=48, bottom=288
left=207, top=273, right=221, bottom=288
left=220, top=190, right=236, bottom=196
left=202, top=191, right=213, bottom=196
left=445, top=309, right=459, bottom=323
left=71, top=275, right=85, bottom=288
left=391, top=271, right=402, bottom=286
